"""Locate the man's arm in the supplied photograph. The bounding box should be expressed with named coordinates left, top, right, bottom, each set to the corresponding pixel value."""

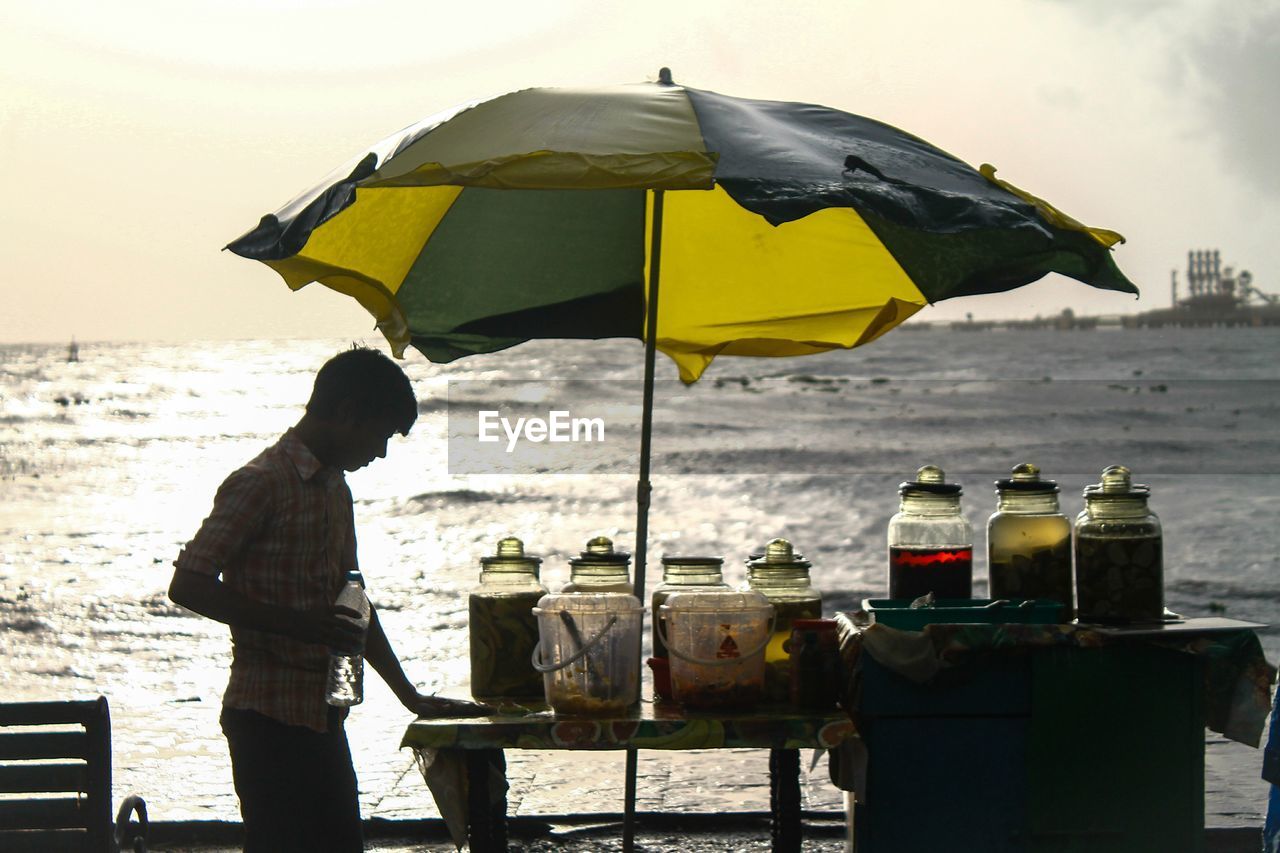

left=364, top=606, right=491, bottom=718
left=169, top=569, right=362, bottom=650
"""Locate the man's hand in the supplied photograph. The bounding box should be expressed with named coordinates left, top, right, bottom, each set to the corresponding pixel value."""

left=403, top=692, right=494, bottom=719
left=286, top=607, right=366, bottom=651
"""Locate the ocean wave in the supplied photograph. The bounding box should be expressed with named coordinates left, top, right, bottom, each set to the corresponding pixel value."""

left=1, top=615, right=52, bottom=633
left=1166, top=578, right=1280, bottom=602
left=403, top=488, right=538, bottom=506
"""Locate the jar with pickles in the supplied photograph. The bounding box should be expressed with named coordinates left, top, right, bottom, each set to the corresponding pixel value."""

left=744, top=538, right=822, bottom=703
left=561, top=536, right=633, bottom=593
left=987, top=463, right=1073, bottom=620
left=469, top=536, right=546, bottom=701
left=1074, top=465, right=1164, bottom=625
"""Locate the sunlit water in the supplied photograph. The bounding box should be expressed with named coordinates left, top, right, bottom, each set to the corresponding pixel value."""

left=1, top=328, right=1277, bottom=815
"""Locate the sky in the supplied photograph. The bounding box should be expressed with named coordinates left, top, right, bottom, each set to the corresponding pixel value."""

left=2, top=0, right=1277, bottom=344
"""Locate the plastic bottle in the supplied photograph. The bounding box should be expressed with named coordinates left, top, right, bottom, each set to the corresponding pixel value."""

left=788, top=618, right=842, bottom=711
left=326, top=569, right=371, bottom=707
left=887, top=465, right=973, bottom=600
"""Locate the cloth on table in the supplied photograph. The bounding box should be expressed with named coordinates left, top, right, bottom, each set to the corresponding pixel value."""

left=411, top=747, right=507, bottom=850
left=1264, top=676, right=1279, bottom=853
left=834, top=614, right=1274, bottom=748
left=828, top=613, right=1274, bottom=802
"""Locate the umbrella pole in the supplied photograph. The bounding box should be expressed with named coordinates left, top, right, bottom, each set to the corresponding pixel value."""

left=625, top=187, right=665, bottom=853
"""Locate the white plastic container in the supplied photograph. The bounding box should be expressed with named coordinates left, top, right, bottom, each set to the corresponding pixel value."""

left=532, top=592, right=643, bottom=715
left=660, top=589, right=774, bottom=710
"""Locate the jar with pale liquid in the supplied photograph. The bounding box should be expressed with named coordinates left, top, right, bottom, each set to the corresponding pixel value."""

left=469, top=537, right=546, bottom=701
left=987, top=463, right=1073, bottom=620
left=1074, top=465, right=1164, bottom=625
left=561, top=536, right=633, bottom=593
left=744, top=538, right=822, bottom=703
left=887, top=465, right=973, bottom=600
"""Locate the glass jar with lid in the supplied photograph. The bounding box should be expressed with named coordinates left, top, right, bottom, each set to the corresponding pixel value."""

left=744, top=538, right=822, bottom=702
left=561, top=536, right=633, bottom=594
left=469, top=536, right=547, bottom=701
left=887, top=465, right=973, bottom=600
left=1074, top=465, right=1164, bottom=624
left=987, top=463, right=1073, bottom=619
left=651, top=556, right=729, bottom=660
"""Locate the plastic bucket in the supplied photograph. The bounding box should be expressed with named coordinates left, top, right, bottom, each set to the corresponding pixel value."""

left=660, top=589, right=774, bottom=709
left=532, top=592, right=643, bottom=715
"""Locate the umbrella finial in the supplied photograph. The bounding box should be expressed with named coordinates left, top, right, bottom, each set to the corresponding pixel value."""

left=657, top=67, right=674, bottom=85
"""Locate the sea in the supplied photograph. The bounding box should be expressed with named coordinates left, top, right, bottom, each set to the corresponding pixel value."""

left=1, top=326, right=1277, bottom=816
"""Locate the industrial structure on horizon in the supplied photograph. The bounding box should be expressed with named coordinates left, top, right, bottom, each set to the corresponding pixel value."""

left=943, top=249, right=1279, bottom=330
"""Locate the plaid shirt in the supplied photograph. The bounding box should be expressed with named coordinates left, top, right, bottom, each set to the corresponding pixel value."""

left=175, top=429, right=356, bottom=732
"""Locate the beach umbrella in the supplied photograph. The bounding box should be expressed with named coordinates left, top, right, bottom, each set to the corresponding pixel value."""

left=227, top=68, right=1136, bottom=848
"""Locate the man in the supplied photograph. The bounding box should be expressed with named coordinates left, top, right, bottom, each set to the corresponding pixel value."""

left=170, top=346, right=488, bottom=852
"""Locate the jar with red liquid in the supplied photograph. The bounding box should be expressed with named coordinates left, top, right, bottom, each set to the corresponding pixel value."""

left=887, top=465, right=973, bottom=600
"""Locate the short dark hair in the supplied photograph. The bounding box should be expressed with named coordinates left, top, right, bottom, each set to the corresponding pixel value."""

left=306, top=345, right=417, bottom=434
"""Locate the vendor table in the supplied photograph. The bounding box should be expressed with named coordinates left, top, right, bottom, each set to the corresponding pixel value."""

left=401, top=703, right=854, bottom=852
left=840, top=616, right=1272, bottom=853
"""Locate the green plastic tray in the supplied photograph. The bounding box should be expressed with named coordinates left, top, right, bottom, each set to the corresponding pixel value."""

left=862, top=598, right=1065, bottom=630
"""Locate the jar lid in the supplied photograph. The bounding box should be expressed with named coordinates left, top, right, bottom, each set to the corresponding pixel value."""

left=746, top=546, right=804, bottom=563
left=660, top=588, right=772, bottom=612
left=900, top=464, right=962, bottom=496
left=535, top=591, right=643, bottom=613
left=1083, top=465, right=1150, bottom=499
left=791, top=618, right=839, bottom=632
left=479, top=536, right=543, bottom=569
left=746, top=538, right=811, bottom=570
left=995, top=462, right=1059, bottom=494
left=660, top=555, right=725, bottom=567
left=569, top=535, right=632, bottom=567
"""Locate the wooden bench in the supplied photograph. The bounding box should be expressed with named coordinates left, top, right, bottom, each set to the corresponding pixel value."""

left=0, top=696, right=148, bottom=852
